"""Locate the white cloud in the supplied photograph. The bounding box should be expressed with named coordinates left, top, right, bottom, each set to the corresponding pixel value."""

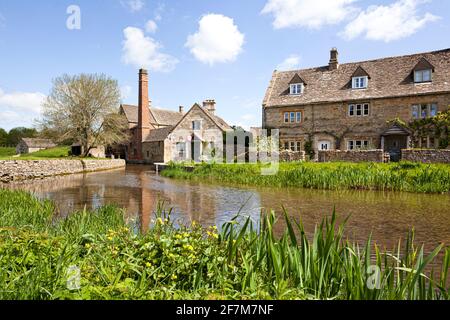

left=145, top=20, right=158, bottom=33
left=122, top=27, right=179, bottom=72
left=186, top=14, right=245, bottom=66
left=277, top=54, right=301, bottom=71
left=341, top=0, right=440, bottom=42
left=0, top=88, right=46, bottom=130
left=261, top=0, right=358, bottom=29
left=122, top=0, right=145, bottom=13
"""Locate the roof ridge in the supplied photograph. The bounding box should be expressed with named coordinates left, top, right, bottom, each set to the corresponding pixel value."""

left=276, top=48, right=450, bottom=74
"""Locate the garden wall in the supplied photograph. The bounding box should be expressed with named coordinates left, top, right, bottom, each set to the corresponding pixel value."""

left=0, top=159, right=126, bottom=183
left=279, top=150, right=306, bottom=162
left=401, top=149, right=450, bottom=164
left=318, top=150, right=387, bottom=163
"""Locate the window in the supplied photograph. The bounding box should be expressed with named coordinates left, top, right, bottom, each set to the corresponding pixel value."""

left=352, top=76, right=368, bottom=89
left=290, top=83, right=303, bottom=95
left=414, top=69, right=432, bottom=83
left=348, top=140, right=369, bottom=150
left=176, top=142, right=186, bottom=158
left=349, top=103, right=370, bottom=117
left=413, top=103, right=438, bottom=119
left=282, top=141, right=302, bottom=152
left=284, top=111, right=303, bottom=123
left=192, top=120, right=201, bottom=130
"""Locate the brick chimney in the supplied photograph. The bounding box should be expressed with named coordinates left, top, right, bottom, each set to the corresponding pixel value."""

left=329, top=48, right=339, bottom=71
left=137, top=69, right=150, bottom=160
left=203, top=99, right=216, bottom=115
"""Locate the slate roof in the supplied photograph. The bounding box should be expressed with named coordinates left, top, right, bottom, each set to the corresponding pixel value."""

left=20, top=138, right=56, bottom=148
left=120, top=104, right=183, bottom=126
left=263, top=48, right=450, bottom=108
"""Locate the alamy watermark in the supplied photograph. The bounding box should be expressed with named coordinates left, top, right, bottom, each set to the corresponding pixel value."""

left=168, top=128, right=280, bottom=175
left=66, top=5, right=81, bottom=30
left=66, top=265, right=81, bottom=290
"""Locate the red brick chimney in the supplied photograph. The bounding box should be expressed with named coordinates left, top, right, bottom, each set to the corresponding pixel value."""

left=136, top=69, right=150, bottom=160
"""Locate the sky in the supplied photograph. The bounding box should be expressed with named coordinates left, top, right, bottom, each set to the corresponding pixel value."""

left=0, top=0, right=449, bottom=131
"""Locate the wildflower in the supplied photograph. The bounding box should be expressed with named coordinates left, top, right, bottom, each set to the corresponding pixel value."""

left=84, top=243, right=92, bottom=249
left=212, top=233, right=219, bottom=240
left=145, top=262, right=152, bottom=268
left=157, top=218, right=163, bottom=225
left=171, top=274, right=178, bottom=280
left=107, top=236, right=113, bottom=241
left=175, top=234, right=182, bottom=240
left=184, top=244, right=194, bottom=251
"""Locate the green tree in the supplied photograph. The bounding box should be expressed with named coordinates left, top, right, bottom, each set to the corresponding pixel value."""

left=39, top=74, right=129, bottom=157
left=6, top=127, right=37, bottom=145
left=0, top=128, right=8, bottom=145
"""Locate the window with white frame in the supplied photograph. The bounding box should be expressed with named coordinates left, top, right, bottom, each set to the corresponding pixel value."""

left=176, top=142, right=186, bottom=158
left=284, top=111, right=302, bottom=123
left=352, top=76, right=368, bottom=89
left=282, top=141, right=302, bottom=152
left=290, top=83, right=303, bottom=95
left=349, top=103, right=370, bottom=117
left=192, top=120, right=201, bottom=130
left=348, top=140, right=369, bottom=150
left=412, top=103, right=438, bottom=119
left=414, top=69, right=432, bottom=83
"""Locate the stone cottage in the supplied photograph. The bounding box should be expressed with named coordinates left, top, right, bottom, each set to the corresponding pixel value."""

left=262, top=48, right=450, bottom=161
left=16, top=138, right=56, bottom=154
left=120, top=69, right=232, bottom=163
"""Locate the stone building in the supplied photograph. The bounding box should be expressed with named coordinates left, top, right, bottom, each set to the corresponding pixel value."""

left=120, top=69, right=231, bottom=163
left=262, top=48, right=450, bottom=161
left=16, top=138, right=56, bottom=154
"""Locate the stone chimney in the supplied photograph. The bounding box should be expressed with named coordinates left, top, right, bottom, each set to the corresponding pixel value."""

left=203, top=99, right=216, bottom=114
left=137, top=69, right=151, bottom=160
left=179, top=106, right=185, bottom=114
left=329, top=47, right=339, bottom=71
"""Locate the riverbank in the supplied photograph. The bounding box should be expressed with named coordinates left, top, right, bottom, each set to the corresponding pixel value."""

left=0, top=189, right=448, bottom=300
left=0, top=159, right=126, bottom=183
left=161, top=162, right=450, bottom=194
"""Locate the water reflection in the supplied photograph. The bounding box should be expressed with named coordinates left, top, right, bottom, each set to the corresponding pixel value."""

left=3, top=165, right=449, bottom=255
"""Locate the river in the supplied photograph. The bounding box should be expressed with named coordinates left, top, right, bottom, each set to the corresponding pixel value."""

left=4, top=165, right=450, bottom=257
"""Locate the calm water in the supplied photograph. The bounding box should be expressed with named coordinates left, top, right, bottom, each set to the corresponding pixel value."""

left=3, top=165, right=450, bottom=255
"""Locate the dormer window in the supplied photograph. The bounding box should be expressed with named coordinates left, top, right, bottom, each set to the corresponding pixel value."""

left=412, top=57, right=434, bottom=83
left=414, top=69, right=432, bottom=83
left=290, top=83, right=303, bottom=95
left=352, top=76, right=368, bottom=89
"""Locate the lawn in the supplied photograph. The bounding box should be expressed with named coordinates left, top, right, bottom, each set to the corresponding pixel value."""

left=161, top=161, right=450, bottom=194
left=0, top=146, right=71, bottom=160
left=0, top=189, right=448, bottom=300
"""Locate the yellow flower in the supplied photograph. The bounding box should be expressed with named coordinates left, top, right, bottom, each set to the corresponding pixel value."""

left=157, top=218, right=163, bottom=225
left=171, top=274, right=178, bottom=280
left=175, top=234, right=182, bottom=240
left=84, top=243, right=92, bottom=249
left=212, top=233, right=219, bottom=239
left=107, top=236, right=113, bottom=241
left=145, top=262, right=152, bottom=268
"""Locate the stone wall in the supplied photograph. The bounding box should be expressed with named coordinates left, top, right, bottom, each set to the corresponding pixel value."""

left=279, top=150, right=305, bottom=162
left=401, top=149, right=450, bottom=164
left=0, top=159, right=126, bottom=183
left=318, top=150, right=387, bottom=163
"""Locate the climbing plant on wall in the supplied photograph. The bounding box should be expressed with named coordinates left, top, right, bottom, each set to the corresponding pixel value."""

left=408, top=109, right=450, bottom=149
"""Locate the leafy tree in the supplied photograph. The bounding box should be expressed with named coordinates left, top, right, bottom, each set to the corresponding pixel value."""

left=0, top=128, right=8, bottom=145
left=39, top=74, right=129, bottom=157
left=6, top=127, right=37, bottom=145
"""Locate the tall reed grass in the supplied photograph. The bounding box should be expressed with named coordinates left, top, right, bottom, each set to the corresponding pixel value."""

left=0, top=189, right=448, bottom=300
left=161, top=162, right=450, bottom=193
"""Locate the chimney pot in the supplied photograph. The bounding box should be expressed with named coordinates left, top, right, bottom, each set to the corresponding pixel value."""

left=203, top=99, right=216, bottom=114
left=329, top=48, right=339, bottom=71
left=179, top=106, right=185, bottom=113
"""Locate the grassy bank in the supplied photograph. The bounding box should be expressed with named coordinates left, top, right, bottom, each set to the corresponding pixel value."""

left=0, top=147, right=16, bottom=158
left=0, top=146, right=71, bottom=160
left=161, top=162, right=450, bottom=194
left=0, top=189, right=448, bottom=300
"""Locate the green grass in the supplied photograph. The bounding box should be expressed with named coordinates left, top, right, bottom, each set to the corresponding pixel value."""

left=0, top=147, right=16, bottom=158
left=161, top=162, right=450, bottom=194
left=0, top=146, right=71, bottom=160
left=0, top=189, right=448, bottom=300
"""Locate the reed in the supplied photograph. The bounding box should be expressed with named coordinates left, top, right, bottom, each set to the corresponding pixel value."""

left=161, top=162, right=450, bottom=193
left=0, top=189, right=448, bottom=300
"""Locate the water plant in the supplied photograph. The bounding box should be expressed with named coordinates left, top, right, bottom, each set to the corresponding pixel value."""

left=0, top=189, right=448, bottom=300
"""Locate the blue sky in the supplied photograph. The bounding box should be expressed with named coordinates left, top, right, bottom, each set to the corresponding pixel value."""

left=0, top=0, right=449, bottom=131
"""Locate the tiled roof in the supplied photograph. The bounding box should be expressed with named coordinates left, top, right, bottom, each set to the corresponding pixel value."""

left=145, top=126, right=174, bottom=142
left=21, top=138, right=56, bottom=148
left=263, top=48, right=450, bottom=108
left=120, top=104, right=183, bottom=126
